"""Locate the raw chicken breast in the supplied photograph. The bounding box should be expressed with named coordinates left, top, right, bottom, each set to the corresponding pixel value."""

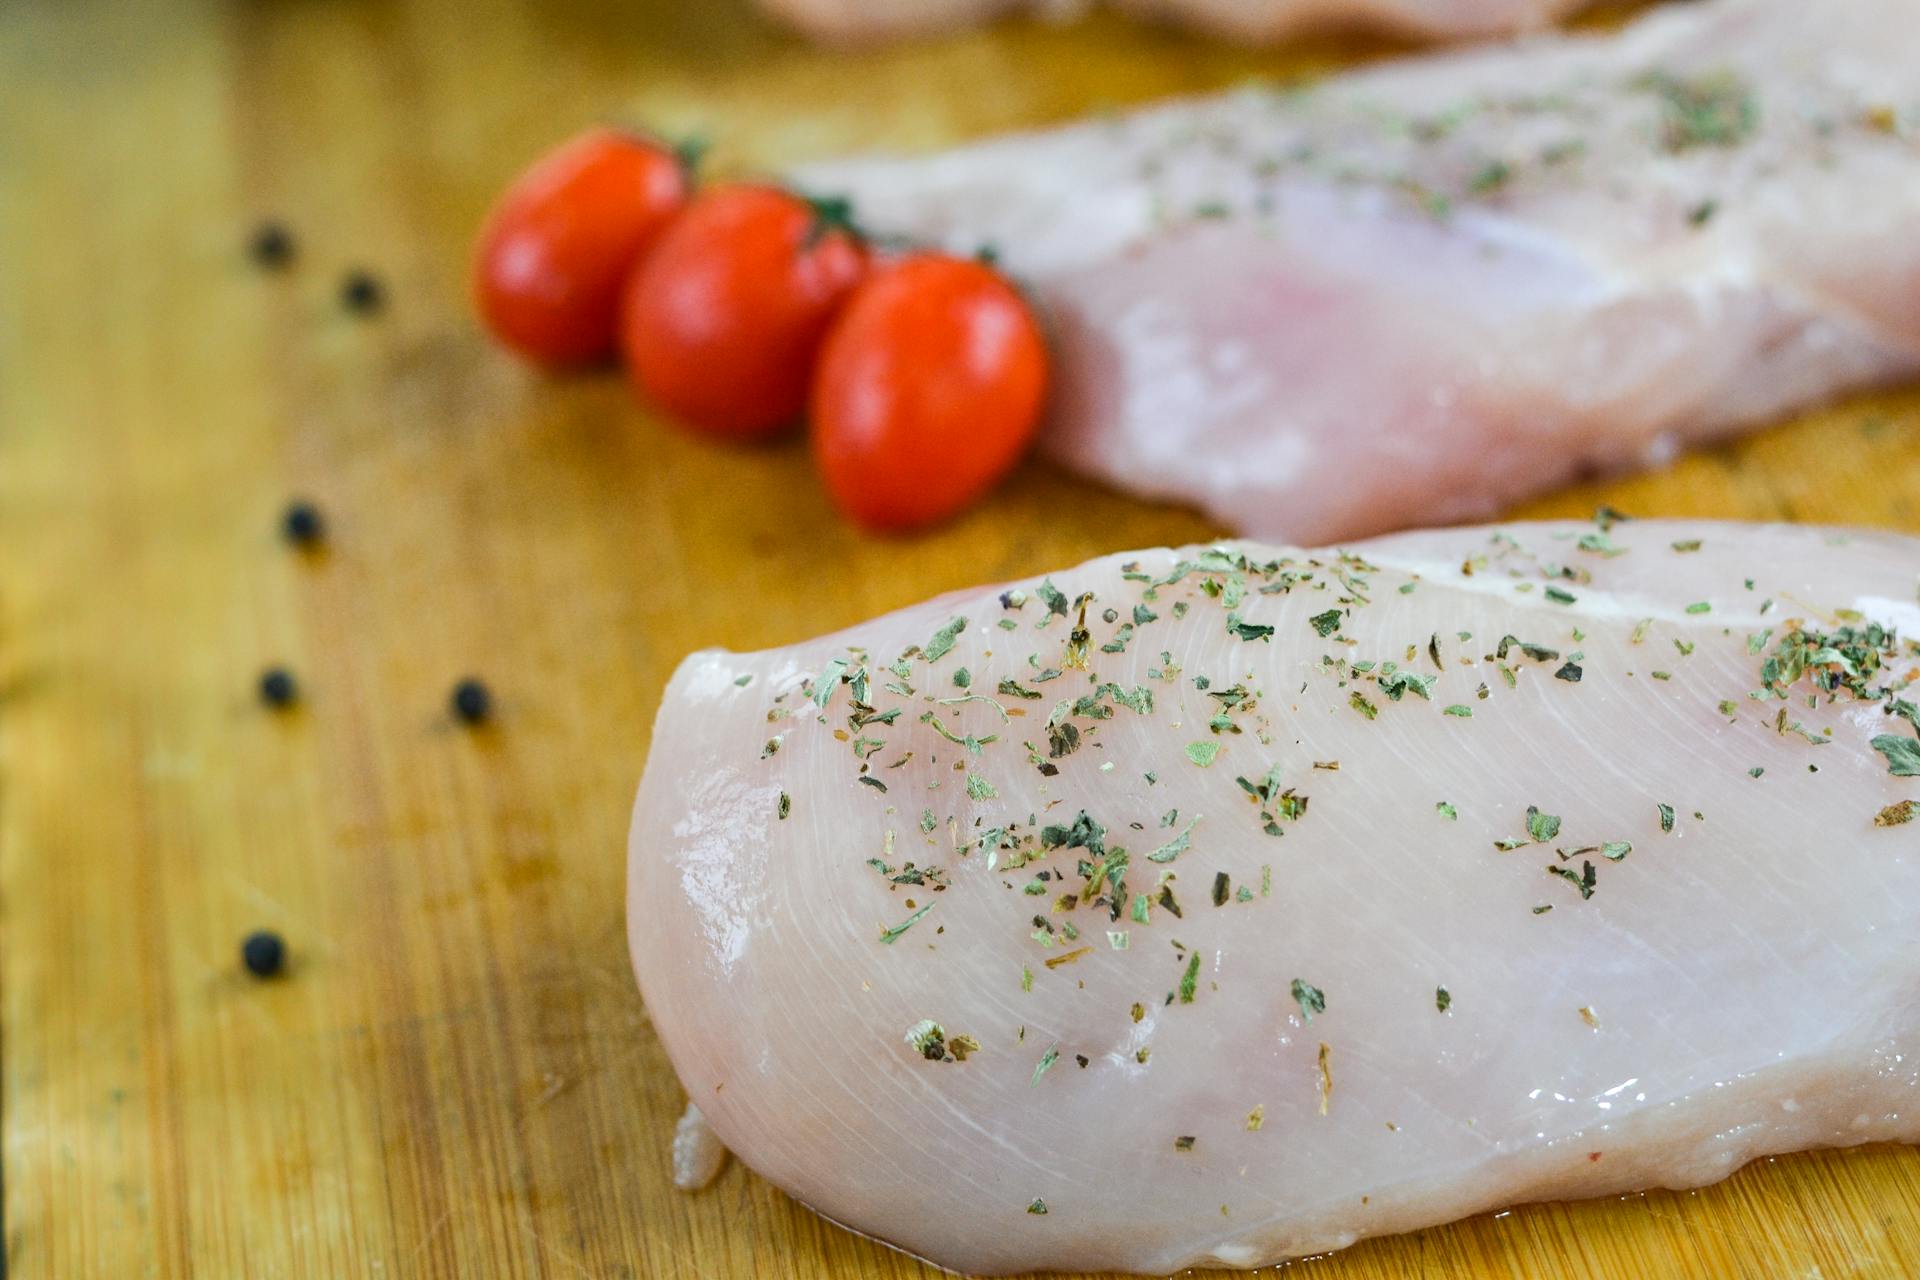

left=760, top=0, right=1588, bottom=46
left=796, top=0, right=1920, bottom=543
left=629, top=518, right=1920, bottom=1274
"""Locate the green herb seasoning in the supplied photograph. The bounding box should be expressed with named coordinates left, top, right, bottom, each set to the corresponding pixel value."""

left=921, top=710, right=997, bottom=756
left=1760, top=623, right=1901, bottom=706
left=904, top=1019, right=948, bottom=1060
left=1148, top=819, right=1199, bottom=864
left=1578, top=532, right=1626, bottom=557
left=1044, top=946, right=1092, bottom=970
left=1178, top=953, right=1201, bottom=1003
left=1185, top=741, right=1222, bottom=768
left=1643, top=70, right=1758, bottom=152
left=1547, top=859, right=1597, bottom=900
left=1226, top=614, right=1275, bottom=643
left=1469, top=159, right=1511, bottom=195
left=1437, top=801, right=1458, bottom=821
left=810, top=658, right=849, bottom=708
left=1031, top=1043, right=1060, bottom=1087
left=880, top=902, right=934, bottom=944
left=1658, top=802, right=1676, bottom=832
left=1876, top=800, right=1919, bottom=827
left=1495, top=636, right=1559, bottom=663
left=1378, top=668, right=1437, bottom=702
left=924, top=617, right=968, bottom=662
left=1436, top=987, right=1452, bottom=1013
left=1290, top=978, right=1326, bottom=1023
left=1062, top=604, right=1093, bottom=670
left=1872, top=735, right=1920, bottom=777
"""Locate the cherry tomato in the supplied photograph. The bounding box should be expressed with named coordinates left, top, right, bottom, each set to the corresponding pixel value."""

left=811, top=254, right=1048, bottom=531
left=473, top=128, right=693, bottom=364
left=621, top=184, right=868, bottom=441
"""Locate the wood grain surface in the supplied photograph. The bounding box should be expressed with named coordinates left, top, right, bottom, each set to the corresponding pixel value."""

left=4, top=0, right=1920, bottom=1276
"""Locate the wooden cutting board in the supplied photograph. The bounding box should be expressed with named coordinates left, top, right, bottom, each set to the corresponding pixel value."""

left=5, top=0, right=1920, bottom=1275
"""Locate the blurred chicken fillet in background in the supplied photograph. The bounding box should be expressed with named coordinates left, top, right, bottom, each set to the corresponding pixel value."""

left=758, top=0, right=1594, bottom=46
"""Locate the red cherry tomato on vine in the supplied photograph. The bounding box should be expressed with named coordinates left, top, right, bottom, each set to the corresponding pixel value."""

left=473, top=128, right=695, bottom=365
left=620, top=184, right=868, bottom=441
left=810, top=254, right=1048, bottom=531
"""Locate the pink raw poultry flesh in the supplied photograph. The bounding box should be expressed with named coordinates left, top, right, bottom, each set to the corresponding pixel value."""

left=797, top=0, right=1920, bottom=543
left=629, top=519, right=1920, bottom=1274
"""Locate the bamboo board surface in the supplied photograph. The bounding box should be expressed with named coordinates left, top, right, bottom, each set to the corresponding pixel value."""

left=4, top=0, right=1920, bottom=1275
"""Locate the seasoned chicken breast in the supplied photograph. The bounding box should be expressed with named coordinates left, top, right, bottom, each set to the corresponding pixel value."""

left=798, top=0, right=1920, bottom=542
left=630, top=518, right=1920, bottom=1273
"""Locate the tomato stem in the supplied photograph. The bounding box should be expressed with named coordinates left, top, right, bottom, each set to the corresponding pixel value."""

left=803, top=194, right=865, bottom=247
left=673, top=136, right=709, bottom=181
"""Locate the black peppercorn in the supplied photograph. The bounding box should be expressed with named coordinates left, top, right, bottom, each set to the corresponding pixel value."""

left=281, top=500, right=325, bottom=547
left=259, top=667, right=299, bottom=708
left=451, top=678, right=492, bottom=724
left=340, top=269, right=384, bottom=314
left=249, top=221, right=295, bottom=269
left=241, top=930, right=286, bottom=978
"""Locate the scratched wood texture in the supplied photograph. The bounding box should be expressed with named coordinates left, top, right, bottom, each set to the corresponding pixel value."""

left=4, top=0, right=1920, bottom=1276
